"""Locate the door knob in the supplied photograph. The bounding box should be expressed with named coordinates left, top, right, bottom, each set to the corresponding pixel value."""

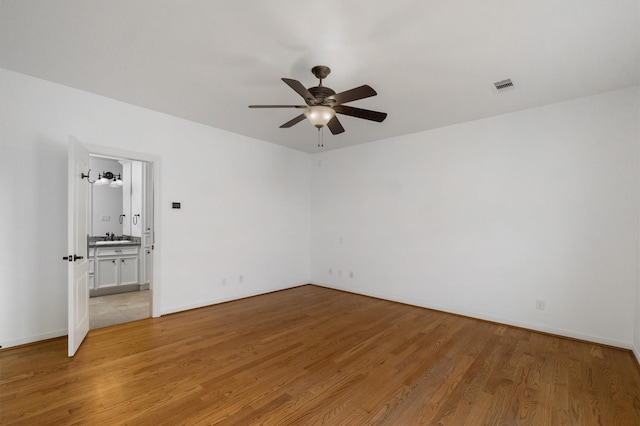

left=63, top=255, right=83, bottom=261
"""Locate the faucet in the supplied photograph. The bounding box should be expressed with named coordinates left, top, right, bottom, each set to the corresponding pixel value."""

left=105, top=232, right=115, bottom=241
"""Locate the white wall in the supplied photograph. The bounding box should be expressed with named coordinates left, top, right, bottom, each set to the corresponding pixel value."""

left=1, top=65, right=638, bottom=351
left=90, top=157, right=123, bottom=236
left=0, top=68, right=311, bottom=348
left=311, top=87, right=640, bottom=348
left=635, top=94, right=640, bottom=361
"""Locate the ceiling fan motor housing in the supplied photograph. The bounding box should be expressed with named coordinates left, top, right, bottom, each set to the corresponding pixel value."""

left=308, top=86, right=336, bottom=105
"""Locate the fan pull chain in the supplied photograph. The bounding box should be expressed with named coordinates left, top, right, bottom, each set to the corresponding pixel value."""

left=317, top=127, right=324, bottom=148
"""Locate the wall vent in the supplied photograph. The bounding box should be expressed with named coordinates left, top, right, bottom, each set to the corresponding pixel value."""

left=494, top=79, right=514, bottom=91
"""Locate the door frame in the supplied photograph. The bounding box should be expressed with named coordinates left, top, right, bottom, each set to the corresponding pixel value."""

left=83, top=142, right=162, bottom=318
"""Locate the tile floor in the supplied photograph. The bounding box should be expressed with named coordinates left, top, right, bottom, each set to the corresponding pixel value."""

left=89, top=290, right=150, bottom=329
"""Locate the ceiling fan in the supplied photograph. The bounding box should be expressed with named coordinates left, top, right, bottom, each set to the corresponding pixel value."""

left=249, top=65, right=387, bottom=136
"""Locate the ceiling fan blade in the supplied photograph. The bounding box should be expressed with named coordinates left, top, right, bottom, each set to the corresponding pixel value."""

left=282, top=78, right=318, bottom=104
left=334, top=105, right=387, bottom=122
left=249, top=105, right=306, bottom=108
left=328, top=85, right=377, bottom=105
left=327, top=116, right=345, bottom=135
left=279, top=114, right=307, bottom=128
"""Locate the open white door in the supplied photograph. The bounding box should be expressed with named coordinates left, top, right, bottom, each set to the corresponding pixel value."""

left=67, top=136, right=90, bottom=356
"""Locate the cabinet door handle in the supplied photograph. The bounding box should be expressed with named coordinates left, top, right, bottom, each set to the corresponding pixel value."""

left=112, top=260, right=116, bottom=264
left=121, top=259, right=125, bottom=263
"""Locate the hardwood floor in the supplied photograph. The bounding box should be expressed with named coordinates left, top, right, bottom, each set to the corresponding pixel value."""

left=2, top=285, right=639, bottom=425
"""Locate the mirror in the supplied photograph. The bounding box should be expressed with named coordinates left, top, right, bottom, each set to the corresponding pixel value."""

left=90, top=157, right=123, bottom=237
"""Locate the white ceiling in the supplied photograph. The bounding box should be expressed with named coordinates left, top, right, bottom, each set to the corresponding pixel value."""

left=1, top=1, right=638, bottom=153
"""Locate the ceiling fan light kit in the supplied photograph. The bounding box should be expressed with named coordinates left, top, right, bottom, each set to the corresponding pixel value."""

left=304, top=105, right=335, bottom=128
left=249, top=65, right=387, bottom=144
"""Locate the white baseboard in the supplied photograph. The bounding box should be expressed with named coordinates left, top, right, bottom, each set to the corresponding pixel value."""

left=2, top=329, right=67, bottom=350
left=311, top=282, right=633, bottom=350
left=2, top=284, right=310, bottom=348
left=6, top=283, right=632, bottom=354
left=633, top=345, right=640, bottom=366
left=160, top=282, right=308, bottom=316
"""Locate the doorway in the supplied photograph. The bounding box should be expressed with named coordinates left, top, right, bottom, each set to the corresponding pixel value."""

left=68, top=137, right=160, bottom=355
left=85, top=144, right=160, bottom=329
left=86, top=154, right=155, bottom=329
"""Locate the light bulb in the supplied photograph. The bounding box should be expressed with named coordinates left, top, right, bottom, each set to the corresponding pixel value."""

left=94, top=175, right=109, bottom=185
left=110, top=174, right=124, bottom=187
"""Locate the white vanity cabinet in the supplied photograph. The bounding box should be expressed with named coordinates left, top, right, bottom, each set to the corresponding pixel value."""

left=94, top=246, right=139, bottom=289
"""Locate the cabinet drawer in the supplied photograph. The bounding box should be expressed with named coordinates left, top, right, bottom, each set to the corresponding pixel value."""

left=97, top=246, right=139, bottom=256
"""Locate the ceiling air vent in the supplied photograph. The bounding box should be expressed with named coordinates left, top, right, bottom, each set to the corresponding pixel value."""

left=494, top=79, right=514, bottom=91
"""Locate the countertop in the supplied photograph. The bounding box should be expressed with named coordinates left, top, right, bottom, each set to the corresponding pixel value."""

left=88, top=237, right=141, bottom=248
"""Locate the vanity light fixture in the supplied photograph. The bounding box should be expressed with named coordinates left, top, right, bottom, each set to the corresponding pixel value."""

left=80, top=170, right=123, bottom=187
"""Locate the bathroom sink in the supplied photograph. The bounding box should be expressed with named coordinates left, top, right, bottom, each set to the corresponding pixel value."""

left=94, top=240, right=133, bottom=245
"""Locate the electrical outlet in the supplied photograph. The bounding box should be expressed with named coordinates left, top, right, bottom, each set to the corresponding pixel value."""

left=101, top=215, right=110, bottom=222
left=329, top=268, right=332, bottom=275
left=536, top=299, right=545, bottom=310
left=239, top=275, right=244, bottom=283
left=338, top=270, right=342, bottom=277
left=349, top=271, right=354, bottom=278
left=222, top=278, right=227, bottom=286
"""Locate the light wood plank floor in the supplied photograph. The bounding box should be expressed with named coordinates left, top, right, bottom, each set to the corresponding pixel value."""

left=2, top=285, right=640, bottom=425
